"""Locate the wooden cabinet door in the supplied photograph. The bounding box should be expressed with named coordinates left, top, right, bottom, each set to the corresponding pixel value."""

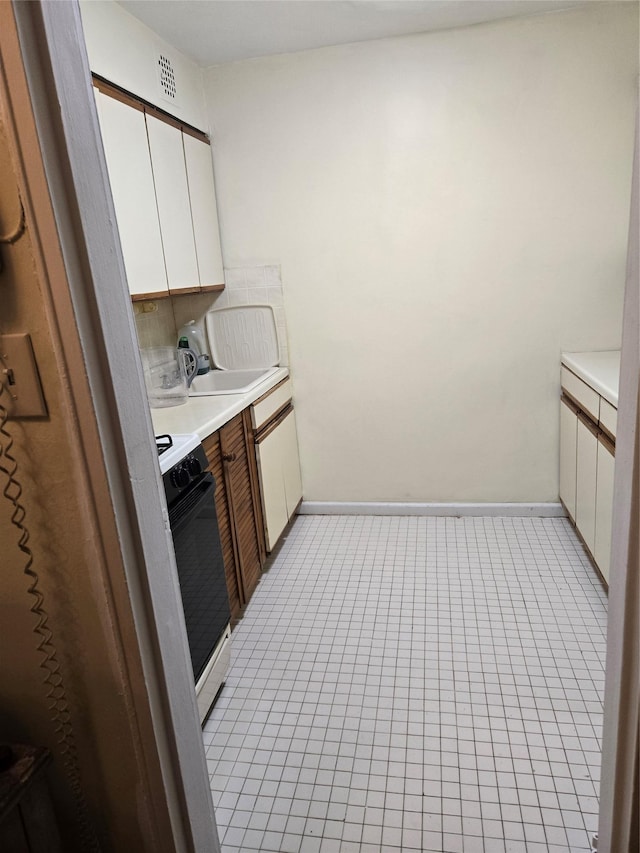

left=220, top=414, right=263, bottom=605
left=559, top=397, right=578, bottom=521
left=202, top=431, right=242, bottom=621
left=183, top=134, right=225, bottom=288
left=595, top=437, right=615, bottom=583
left=95, top=91, right=168, bottom=297
left=576, top=416, right=598, bottom=556
left=145, top=113, right=199, bottom=293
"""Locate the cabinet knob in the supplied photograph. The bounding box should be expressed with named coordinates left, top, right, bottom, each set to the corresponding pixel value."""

left=222, top=452, right=236, bottom=463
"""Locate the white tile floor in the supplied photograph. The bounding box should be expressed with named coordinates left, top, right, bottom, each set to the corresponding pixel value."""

left=204, top=516, right=607, bottom=853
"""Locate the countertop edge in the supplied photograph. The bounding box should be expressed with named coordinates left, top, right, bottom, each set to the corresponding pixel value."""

left=150, top=367, right=290, bottom=441
left=561, top=351, right=620, bottom=408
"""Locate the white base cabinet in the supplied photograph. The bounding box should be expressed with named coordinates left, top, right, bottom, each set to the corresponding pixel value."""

left=559, top=397, right=578, bottom=521
left=256, top=408, right=303, bottom=551
left=281, top=412, right=303, bottom=521
left=256, top=421, right=290, bottom=550
left=559, top=359, right=618, bottom=586
left=575, top=416, right=598, bottom=557
left=252, top=380, right=302, bottom=552
left=594, top=438, right=615, bottom=582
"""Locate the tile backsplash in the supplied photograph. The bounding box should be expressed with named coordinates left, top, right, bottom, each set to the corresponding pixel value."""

left=134, top=265, right=289, bottom=366
left=133, top=295, right=175, bottom=349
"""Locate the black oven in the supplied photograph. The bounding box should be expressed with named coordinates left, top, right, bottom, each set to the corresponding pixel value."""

left=160, top=437, right=230, bottom=722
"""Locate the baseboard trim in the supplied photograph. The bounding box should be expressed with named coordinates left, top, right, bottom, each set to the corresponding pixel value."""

left=299, top=501, right=566, bottom=518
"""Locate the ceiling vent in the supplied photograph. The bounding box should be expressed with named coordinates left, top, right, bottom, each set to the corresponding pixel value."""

left=157, top=53, right=177, bottom=103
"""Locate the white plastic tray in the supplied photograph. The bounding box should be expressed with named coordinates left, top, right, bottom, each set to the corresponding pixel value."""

left=205, top=305, right=279, bottom=370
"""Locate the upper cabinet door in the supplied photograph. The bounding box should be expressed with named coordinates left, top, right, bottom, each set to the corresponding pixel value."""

left=145, top=113, right=199, bottom=293
left=95, top=91, right=168, bottom=297
left=183, top=134, right=225, bottom=288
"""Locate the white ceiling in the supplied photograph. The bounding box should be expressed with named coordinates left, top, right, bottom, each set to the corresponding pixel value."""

left=117, top=0, right=595, bottom=67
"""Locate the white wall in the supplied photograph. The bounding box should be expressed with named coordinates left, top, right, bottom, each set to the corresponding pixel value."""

left=80, top=0, right=207, bottom=129
left=205, top=4, right=638, bottom=503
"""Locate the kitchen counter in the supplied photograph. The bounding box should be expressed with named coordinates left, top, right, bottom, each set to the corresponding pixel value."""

left=151, top=367, right=289, bottom=440
left=561, top=350, right=620, bottom=408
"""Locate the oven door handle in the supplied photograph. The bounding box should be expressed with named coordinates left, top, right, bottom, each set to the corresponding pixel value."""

left=168, top=473, right=216, bottom=535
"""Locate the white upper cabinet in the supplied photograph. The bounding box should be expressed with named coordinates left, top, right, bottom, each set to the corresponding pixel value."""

left=183, top=134, right=225, bottom=288
left=145, top=113, right=200, bottom=293
left=95, top=91, right=168, bottom=296
left=94, top=80, right=225, bottom=299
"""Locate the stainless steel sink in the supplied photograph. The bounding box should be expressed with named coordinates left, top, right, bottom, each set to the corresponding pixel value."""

left=189, top=367, right=279, bottom=396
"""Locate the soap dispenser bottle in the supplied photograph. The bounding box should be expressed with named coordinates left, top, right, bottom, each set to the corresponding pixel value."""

left=177, top=320, right=210, bottom=375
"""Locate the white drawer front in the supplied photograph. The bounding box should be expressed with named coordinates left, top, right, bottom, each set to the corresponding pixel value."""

left=561, top=366, right=600, bottom=423
left=252, top=379, right=292, bottom=431
left=599, top=398, right=617, bottom=439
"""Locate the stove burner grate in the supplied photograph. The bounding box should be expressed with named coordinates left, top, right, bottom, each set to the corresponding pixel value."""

left=156, top=434, right=173, bottom=456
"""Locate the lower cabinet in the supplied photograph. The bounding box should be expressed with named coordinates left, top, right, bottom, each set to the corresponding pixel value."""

left=559, top=397, right=578, bottom=521
left=255, top=407, right=303, bottom=551
left=575, top=415, right=598, bottom=557
left=559, top=385, right=616, bottom=586
left=203, top=411, right=264, bottom=620
left=594, top=436, right=615, bottom=583
left=250, top=379, right=303, bottom=553
left=200, top=385, right=303, bottom=614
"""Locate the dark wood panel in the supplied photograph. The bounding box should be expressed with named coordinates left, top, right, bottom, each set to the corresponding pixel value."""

left=255, top=404, right=294, bottom=443
left=131, top=286, right=225, bottom=303
left=200, top=283, right=226, bottom=293
left=131, top=289, right=170, bottom=302
left=560, top=392, right=580, bottom=417
left=92, top=73, right=210, bottom=142
left=243, top=408, right=266, bottom=564
left=168, top=285, right=202, bottom=297
left=202, top=431, right=242, bottom=620
left=578, top=409, right=599, bottom=438
left=220, top=414, right=263, bottom=605
left=598, top=431, right=615, bottom=456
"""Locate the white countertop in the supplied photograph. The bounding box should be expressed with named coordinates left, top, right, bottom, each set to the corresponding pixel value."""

left=151, top=367, right=289, bottom=440
left=561, top=350, right=620, bottom=407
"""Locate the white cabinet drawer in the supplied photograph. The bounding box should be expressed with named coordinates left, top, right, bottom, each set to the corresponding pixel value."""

left=252, top=379, right=292, bottom=431
left=561, top=366, right=600, bottom=422
left=599, top=398, right=617, bottom=439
